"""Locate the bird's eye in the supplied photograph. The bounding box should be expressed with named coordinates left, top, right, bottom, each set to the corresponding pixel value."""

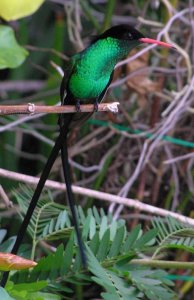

left=123, top=31, right=134, bottom=40
left=128, top=32, right=133, bottom=39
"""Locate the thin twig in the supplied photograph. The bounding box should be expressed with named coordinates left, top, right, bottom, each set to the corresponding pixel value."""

left=164, top=152, right=194, bottom=164
left=0, top=168, right=194, bottom=227
left=0, top=185, right=13, bottom=208
left=0, top=80, right=45, bottom=92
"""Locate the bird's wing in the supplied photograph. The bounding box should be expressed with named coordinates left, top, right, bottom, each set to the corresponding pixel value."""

left=60, top=56, right=77, bottom=105
left=67, top=70, right=114, bottom=129
left=60, top=55, right=114, bottom=129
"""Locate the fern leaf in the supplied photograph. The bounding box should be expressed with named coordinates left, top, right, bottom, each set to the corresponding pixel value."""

left=89, top=232, right=100, bottom=255
left=87, top=246, right=139, bottom=300
left=108, top=226, right=125, bottom=258
left=122, top=225, right=141, bottom=253
left=151, top=217, right=194, bottom=258
left=96, top=229, right=110, bottom=262
left=115, top=264, right=175, bottom=300
left=133, top=229, right=158, bottom=249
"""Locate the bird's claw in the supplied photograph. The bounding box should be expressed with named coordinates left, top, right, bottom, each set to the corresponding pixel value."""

left=94, top=101, right=99, bottom=112
left=76, top=101, right=81, bottom=112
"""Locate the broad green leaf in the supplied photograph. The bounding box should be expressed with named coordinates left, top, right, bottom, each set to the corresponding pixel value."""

left=0, top=25, right=28, bottom=69
left=12, top=281, right=47, bottom=292
left=8, top=282, right=60, bottom=300
left=0, top=0, right=45, bottom=21
left=33, top=291, right=61, bottom=300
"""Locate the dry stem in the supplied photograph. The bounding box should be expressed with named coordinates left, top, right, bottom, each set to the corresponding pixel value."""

left=0, top=168, right=194, bottom=227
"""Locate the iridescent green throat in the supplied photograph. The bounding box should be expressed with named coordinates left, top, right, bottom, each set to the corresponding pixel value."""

left=68, top=37, right=140, bottom=100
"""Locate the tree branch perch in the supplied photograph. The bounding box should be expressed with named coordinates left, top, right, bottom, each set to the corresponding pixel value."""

left=0, top=102, right=120, bottom=115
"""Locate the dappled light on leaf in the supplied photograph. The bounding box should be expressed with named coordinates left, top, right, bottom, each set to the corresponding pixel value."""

left=0, top=0, right=45, bottom=21
left=0, top=25, right=28, bottom=69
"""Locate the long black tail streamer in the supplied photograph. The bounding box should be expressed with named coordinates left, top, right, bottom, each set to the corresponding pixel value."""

left=60, top=137, right=87, bottom=267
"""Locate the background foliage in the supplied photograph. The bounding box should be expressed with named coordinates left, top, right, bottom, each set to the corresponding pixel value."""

left=0, top=0, right=194, bottom=299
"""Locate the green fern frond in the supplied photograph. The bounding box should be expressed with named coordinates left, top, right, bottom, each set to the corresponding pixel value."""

left=88, top=246, right=174, bottom=300
left=12, top=186, right=178, bottom=299
left=14, top=186, right=126, bottom=248
left=14, top=186, right=66, bottom=238
left=151, top=217, right=194, bottom=258
left=12, top=241, right=174, bottom=300
left=12, top=235, right=90, bottom=288
left=116, top=266, right=175, bottom=300
left=14, top=186, right=159, bottom=261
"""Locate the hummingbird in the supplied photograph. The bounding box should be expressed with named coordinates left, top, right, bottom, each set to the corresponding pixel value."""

left=1, top=24, right=174, bottom=286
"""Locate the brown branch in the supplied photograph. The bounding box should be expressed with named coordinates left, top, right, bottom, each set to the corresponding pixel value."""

left=0, top=80, right=45, bottom=92
left=0, top=185, right=13, bottom=208
left=0, top=102, right=119, bottom=116
left=0, top=168, right=194, bottom=227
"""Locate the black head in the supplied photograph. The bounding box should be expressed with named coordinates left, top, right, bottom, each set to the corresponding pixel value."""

left=90, top=24, right=175, bottom=49
left=91, top=24, right=145, bottom=44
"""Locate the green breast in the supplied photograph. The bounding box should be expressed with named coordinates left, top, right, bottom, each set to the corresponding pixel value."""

left=69, top=70, right=110, bottom=99
left=68, top=38, right=131, bottom=100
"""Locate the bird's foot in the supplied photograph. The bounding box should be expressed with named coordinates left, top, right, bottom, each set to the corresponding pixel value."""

left=94, top=101, right=99, bottom=112
left=75, top=100, right=81, bottom=112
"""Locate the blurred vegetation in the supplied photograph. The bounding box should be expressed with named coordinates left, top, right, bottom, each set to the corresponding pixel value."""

left=0, top=0, right=194, bottom=299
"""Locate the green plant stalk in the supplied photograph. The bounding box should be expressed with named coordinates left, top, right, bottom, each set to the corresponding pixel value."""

left=75, top=284, right=83, bottom=300
left=51, top=17, right=65, bottom=67
left=80, top=1, right=100, bottom=31
left=164, top=184, right=174, bottom=210
left=101, top=0, right=116, bottom=31
left=177, top=191, right=192, bottom=212
left=130, top=259, right=194, bottom=270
